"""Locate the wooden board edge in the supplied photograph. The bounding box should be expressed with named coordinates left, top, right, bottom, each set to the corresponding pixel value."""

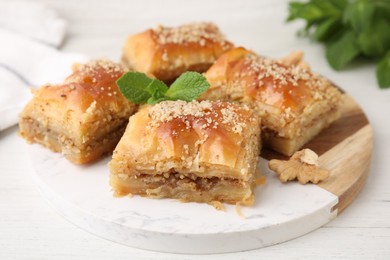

left=318, top=124, right=373, bottom=214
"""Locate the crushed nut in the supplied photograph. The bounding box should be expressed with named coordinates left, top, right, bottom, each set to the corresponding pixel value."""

left=209, top=201, right=225, bottom=211
left=71, top=63, right=83, bottom=72
left=268, top=149, right=329, bottom=184
left=299, top=148, right=319, bottom=166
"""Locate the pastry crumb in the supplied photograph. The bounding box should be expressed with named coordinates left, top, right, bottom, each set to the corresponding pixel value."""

left=154, top=22, right=228, bottom=47
left=255, top=175, right=267, bottom=185
left=235, top=202, right=245, bottom=219
left=268, top=149, right=329, bottom=184
left=209, top=201, right=226, bottom=211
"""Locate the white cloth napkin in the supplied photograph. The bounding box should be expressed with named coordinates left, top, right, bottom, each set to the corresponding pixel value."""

left=0, top=2, right=88, bottom=131
left=0, top=1, right=67, bottom=47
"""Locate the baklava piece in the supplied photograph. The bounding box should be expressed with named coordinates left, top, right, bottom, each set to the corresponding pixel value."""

left=122, top=22, right=233, bottom=83
left=109, top=100, right=261, bottom=205
left=202, top=47, right=342, bottom=156
left=19, top=60, right=137, bottom=164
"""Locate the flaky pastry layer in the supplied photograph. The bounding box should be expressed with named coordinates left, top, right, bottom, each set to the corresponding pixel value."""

left=201, top=47, right=343, bottom=155
left=122, top=22, right=233, bottom=82
left=19, top=59, right=137, bottom=164
left=109, top=100, right=261, bottom=204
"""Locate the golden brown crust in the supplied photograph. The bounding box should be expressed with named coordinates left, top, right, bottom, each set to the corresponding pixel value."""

left=122, top=22, right=234, bottom=82
left=31, top=61, right=130, bottom=121
left=19, top=59, right=137, bottom=164
left=201, top=47, right=343, bottom=155
left=109, top=100, right=261, bottom=205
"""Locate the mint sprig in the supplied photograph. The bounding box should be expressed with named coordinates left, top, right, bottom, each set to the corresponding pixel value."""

left=116, top=71, right=210, bottom=104
left=377, top=51, right=390, bottom=89
left=287, top=0, right=390, bottom=88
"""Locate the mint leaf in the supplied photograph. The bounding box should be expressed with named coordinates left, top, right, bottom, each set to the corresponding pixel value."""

left=375, top=0, right=390, bottom=18
left=147, top=95, right=170, bottom=104
left=357, top=18, right=390, bottom=58
left=116, top=73, right=169, bottom=104
left=311, top=0, right=342, bottom=16
left=376, top=51, right=390, bottom=89
left=287, top=0, right=390, bottom=88
left=343, top=0, right=375, bottom=33
left=116, top=72, right=153, bottom=104
left=288, top=0, right=345, bottom=38
left=117, top=71, right=210, bottom=105
left=288, top=0, right=343, bottom=24
left=147, top=97, right=166, bottom=104
left=165, top=72, right=210, bottom=102
left=313, top=17, right=342, bottom=42
left=287, top=2, right=323, bottom=24
left=327, top=0, right=348, bottom=11
left=145, top=78, right=169, bottom=104
left=326, top=31, right=360, bottom=70
left=287, top=2, right=306, bottom=21
left=146, top=81, right=169, bottom=104
left=146, top=79, right=168, bottom=96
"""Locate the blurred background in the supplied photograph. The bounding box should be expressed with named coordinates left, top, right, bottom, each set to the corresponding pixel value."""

left=9, top=0, right=308, bottom=59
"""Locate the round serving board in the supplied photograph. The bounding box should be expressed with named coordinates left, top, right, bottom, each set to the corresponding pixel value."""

left=29, top=94, right=372, bottom=254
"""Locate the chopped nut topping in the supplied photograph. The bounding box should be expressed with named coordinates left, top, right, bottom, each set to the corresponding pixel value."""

left=61, top=59, right=126, bottom=101
left=85, top=100, right=97, bottom=115
left=244, top=53, right=316, bottom=88
left=76, top=59, right=125, bottom=75
left=161, top=50, right=168, bottom=61
left=153, top=22, right=229, bottom=47
left=147, top=100, right=250, bottom=135
left=268, top=149, right=329, bottom=184
left=236, top=51, right=341, bottom=117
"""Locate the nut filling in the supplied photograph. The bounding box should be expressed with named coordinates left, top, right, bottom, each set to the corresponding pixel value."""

left=109, top=100, right=261, bottom=205
left=111, top=171, right=253, bottom=205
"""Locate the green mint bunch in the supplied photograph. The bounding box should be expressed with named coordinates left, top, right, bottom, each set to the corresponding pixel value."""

left=116, top=71, right=210, bottom=104
left=287, top=0, right=390, bottom=88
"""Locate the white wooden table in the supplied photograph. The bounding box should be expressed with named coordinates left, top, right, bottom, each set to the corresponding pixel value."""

left=1, top=0, right=389, bottom=259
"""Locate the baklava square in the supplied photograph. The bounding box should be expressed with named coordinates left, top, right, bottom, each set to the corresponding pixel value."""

left=109, top=100, right=261, bottom=205
left=122, top=22, right=233, bottom=83
left=201, top=47, right=342, bottom=156
left=19, top=60, right=137, bottom=164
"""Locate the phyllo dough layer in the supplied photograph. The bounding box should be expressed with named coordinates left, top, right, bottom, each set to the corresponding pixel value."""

left=202, top=47, right=342, bottom=156
left=109, top=100, right=261, bottom=205
left=19, top=60, right=137, bottom=164
left=122, top=22, right=233, bottom=83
